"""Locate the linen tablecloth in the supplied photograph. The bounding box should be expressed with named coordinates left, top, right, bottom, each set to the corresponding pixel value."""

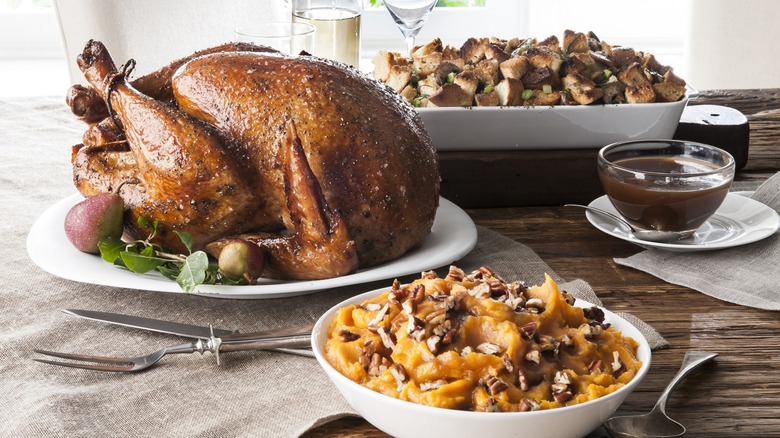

left=0, top=97, right=664, bottom=437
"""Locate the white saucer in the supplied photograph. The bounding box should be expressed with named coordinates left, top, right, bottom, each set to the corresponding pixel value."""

left=586, top=194, right=780, bottom=252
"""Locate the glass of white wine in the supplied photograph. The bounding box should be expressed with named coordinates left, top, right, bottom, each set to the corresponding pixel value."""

left=383, top=0, right=438, bottom=57
left=292, top=0, right=362, bottom=67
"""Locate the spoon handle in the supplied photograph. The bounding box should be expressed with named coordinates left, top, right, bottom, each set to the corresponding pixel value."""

left=654, top=351, right=718, bottom=415
left=563, top=204, right=636, bottom=232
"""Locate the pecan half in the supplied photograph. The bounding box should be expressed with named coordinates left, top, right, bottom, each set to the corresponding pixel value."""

left=525, top=349, right=541, bottom=365
left=611, top=351, right=625, bottom=374
left=338, top=330, right=360, bottom=342
left=468, top=282, right=491, bottom=299
left=426, top=335, right=442, bottom=354
left=525, top=298, right=546, bottom=313
left=588, top=359, right=603, bottom=374
left=480, top=375, right=509, bottom=395
left=420, top=379, right=447, bottom=391
left=421, top=270, right=438, bottom=280
left=583, top=306, right=605, bottom=323
left=377, top=326, right=397, bottom=350
left=447, top=265, right=466, bottom=281
left=388, top=279, right=408, bottom=303
left=517, top=368, right=529, bottom=391
left=476, top=342, right=503, bottom=356
left=409, top=284, right=426, bottom=303
left=367, top=303, right=390, bottom=333
left=367, top=353, right=390, bottom=377
left=502, top=353, right=515, bottom=373
left=425, top=308, right=448, bottom=325
left=519, top=322, right=538, bottom=340
left=406, top=314, right=426, bottom=340
left=390, top=363, right=408, bottom=391
left=518, top=398, right=541, bottom=412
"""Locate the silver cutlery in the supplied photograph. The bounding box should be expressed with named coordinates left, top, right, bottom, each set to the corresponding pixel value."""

left=34, top=310, right=315, bottom=372
left=604, top=351, right=718, bottom=438
left=34, top=331, right=312, bottom=372
left=564, top=204, right=688, bottom=242
left=62, top=308, right=313, bottom=341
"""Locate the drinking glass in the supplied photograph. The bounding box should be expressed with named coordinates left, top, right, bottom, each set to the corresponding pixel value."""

left=235, top=22, right=315, bottom=55
left=383, top=0, right=438, bottom=57
left=291, top=0, right=362, bottom=67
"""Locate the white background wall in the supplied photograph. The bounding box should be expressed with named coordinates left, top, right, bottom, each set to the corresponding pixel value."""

left=2, top=0, right=778, bottom=97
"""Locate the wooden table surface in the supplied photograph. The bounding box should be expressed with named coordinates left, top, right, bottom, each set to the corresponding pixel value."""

left=304, top=89, right=780, bottom=438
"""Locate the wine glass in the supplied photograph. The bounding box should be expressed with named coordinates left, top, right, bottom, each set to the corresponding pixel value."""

left=383, top=0, right=438, bottom=58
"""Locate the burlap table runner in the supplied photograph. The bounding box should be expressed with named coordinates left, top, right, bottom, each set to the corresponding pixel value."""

left=0, top=97, right=665, bottom=437
left=616, top=172, right=780, bottom=311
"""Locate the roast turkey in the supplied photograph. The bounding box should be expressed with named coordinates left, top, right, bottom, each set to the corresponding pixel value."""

left=69, top=40, right=439, bottom=280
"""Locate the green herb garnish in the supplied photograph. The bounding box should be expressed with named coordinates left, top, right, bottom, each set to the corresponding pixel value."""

left=98, top=217, right=245, bottom=292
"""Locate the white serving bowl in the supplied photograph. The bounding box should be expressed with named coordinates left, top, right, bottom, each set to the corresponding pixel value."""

left=312, top=287, right=652, bottom=438
left=417, top=92, right=690, bottom=151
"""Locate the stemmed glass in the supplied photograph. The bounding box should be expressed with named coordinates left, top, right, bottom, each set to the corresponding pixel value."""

left=383, top=0, right=438, bottom=57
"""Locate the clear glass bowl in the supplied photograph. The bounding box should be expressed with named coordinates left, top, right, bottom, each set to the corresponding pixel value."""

left=597, top=139, right=735, bottom=239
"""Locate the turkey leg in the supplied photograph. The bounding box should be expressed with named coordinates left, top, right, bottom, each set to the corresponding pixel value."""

left=75, top=40, right=258, bottom=252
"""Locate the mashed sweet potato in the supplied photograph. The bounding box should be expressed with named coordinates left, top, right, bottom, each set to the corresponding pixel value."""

left=324, top=266, right=641, bottom=412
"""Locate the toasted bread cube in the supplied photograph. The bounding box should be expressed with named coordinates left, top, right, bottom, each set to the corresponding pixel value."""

left=411, top=38, right=443, bottom=58
left=442, top=45, right=461, bottom=61
left=625, top=83, right=656, bottom=103
left=454, top=71, right=479, bottom=96
left=599, top=40, right=614, bottom=56
left=475, top=91, right=499, bottom=106
left=428, top=83, right=474, bottom=107
left=418, top=75, right=440, bottom=97
left=459, top=37, right=490, bottom=64
left=488, top=36, right=507, bottom=46
left=474, top=59, right=500, bottom=86
left=413, top=52, right=443, bottom=78
left=499, top=56, right=530, bottom=80
left=663, top=69, right=687, bottom=86
left=399, top=84, right=418, bottom=102
left=562, top=52, right=591, bottom=76
left=522, top=66, right=560, bottom=90
left=538, top=35, right=562, bottom=53
left=562, top=72, right=603, bottom=105
left=504, top=37, right=522, bottom=53
left=563, top=30, right=589, bottom=54
left=385, top=65, right=413, bottom=93
left=495, top=78, right=524, bottom=106
left=617, top=62, right=650, bottom=87
left=524, top=89, right=561, bottom=106
left=485, top=43, right=510, bottom=63
left=641, top=53, right=670, bottom=76
left=652, top=82, right=686, bottom=102
left=525, top=46, right=563, bottom=73
left=372, top=50, right=408, bottom=82
left=611, top=47, right=638, bottom=68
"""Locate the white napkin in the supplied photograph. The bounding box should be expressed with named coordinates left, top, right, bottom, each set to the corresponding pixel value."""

left=616, top=172, right=780, bottom=310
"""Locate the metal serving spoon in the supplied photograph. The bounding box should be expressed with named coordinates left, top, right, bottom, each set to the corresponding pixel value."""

left=564, top=204, right=687, bottom=243
left=603, top=351, right=718, bottom=438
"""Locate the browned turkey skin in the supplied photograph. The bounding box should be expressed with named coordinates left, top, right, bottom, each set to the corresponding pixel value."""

left=69, top=40, right=439, bottom=280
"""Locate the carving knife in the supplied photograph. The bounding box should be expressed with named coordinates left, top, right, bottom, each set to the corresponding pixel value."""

left=62, top=309, right=314, bottom=357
